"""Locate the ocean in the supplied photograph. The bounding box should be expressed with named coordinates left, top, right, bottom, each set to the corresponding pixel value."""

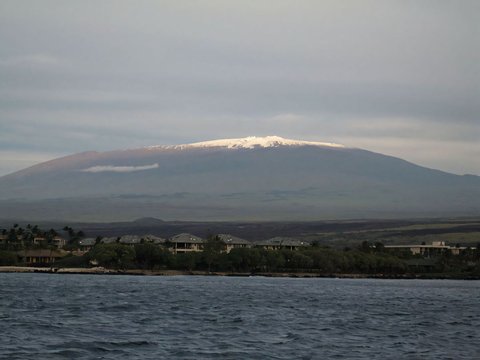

left=0, top=273, right=478, bottom=359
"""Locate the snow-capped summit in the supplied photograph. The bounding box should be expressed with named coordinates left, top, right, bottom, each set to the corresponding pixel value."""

left=148, top=136, right=344, bottom=150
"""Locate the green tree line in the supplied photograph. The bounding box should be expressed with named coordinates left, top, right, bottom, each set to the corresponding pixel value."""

left=52, top=241, right=480, bottom=276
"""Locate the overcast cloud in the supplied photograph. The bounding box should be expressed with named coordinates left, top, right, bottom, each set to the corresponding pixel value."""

left=0, top=0, right=478, bottom=175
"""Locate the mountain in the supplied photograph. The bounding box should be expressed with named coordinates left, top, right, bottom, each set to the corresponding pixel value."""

left=1, top=136, right=479, bottom=221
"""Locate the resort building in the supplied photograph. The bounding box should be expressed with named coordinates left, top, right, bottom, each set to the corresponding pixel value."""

left=168, top=233, right=204, bottom=254
left=32, top=236, right=66, bottom=249
left=52, top=236, right=66, bottom=249
left=384, top=241, right=471, bottom=257
left=79, top=238, right=97, bottom=251
left=33, top=237, right=47, bottom=246
left=217, top=234, right=252, bottom=253
left=255, top=237, right=310, bottom=251
left=142, top=235, right=166, bottom=245
left=17, top=249, right=68, bottom=265
left=100, top=237, right=119, bottom=244
left=118, top=235, right=142, bottom=245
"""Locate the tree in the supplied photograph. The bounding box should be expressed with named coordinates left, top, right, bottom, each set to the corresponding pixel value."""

left=265, top=250, right=285, bottom=271
left=176, top=252, right=199, bottom=271
left=283, top=250, right=313, bottom=270
left=374, top=242, right=385, bottom=252
left=0, top=251, right=17, bottom=266
left=203, top=235, right=225, bottom=272
left=360, top=241, right=371, bottom=253
left=88, top=244, right=135, bottom=269
left=227, top=248, right=264, bottom=273
left=134, top=243, right=171, bottom=269
left=7, top=229, right=18, bottom=246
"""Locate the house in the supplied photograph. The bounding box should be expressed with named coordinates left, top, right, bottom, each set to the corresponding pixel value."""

left=32, top=236, right=66, bottom=248
left=17, top=249, right=68, bottom=265
left=119, top=235, right=142, bottom=245
left=33, top=237, right=47, bottom=246
left=449, top=246, right=470, bottom=255
left=100, top=237, right=119, bottom=244
left=79, top=238, right=97, bottom=251
left=384, top=241, right=468, bottom=257
left=168, top=233, right=204, bottom=254
left=142, top=235, right=166, bottom=245
left=217, top=234, right=251, bottom=253
left=52, top=236, right=66, bottom=249
left=255, top=237, right=310, bottom=251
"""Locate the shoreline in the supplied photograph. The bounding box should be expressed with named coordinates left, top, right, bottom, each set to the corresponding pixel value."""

left=0, top=266, right=478, bottom=280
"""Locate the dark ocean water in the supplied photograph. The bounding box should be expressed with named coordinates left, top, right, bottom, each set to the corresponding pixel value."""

left=0, top=274, right=479, bottom=359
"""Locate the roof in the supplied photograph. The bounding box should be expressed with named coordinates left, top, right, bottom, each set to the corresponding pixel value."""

left=119, top=235, right=142, bottom=244
left=169, top=233, right=204, bottom=244
left=384, top=245, right=450, bottom=249
left=101, top=237, right=118, bottom=244
left=79, top=238, right=96, bottom=246
left=217, top=234, right=250, bottom=245
left=256, top=237, right=309, bottom=247
left=143, top=235, right=166, bottom=244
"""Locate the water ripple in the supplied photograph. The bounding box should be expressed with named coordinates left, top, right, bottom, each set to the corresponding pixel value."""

left=0, top=274, right=479, bottom=359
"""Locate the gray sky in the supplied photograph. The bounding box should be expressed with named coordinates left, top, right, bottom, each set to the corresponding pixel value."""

left=0, top=0, right=479, bottom=176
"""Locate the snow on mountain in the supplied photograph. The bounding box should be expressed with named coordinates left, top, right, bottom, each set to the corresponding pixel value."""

left=147, top=136, right=345, bottom=150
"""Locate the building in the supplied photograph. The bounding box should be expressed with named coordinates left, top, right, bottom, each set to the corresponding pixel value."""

left=52, top=236, right=66, bottom=249
left=119, top=235, right=142, bottom=245
left=449, top=246, right=470, bottom=255
left=217, top=234, right=252, bottom=253
left=32, top=236, right=66, bottom=249
left=79, top=238, right=97, bottom=251
left=100, top=237, right=119, bottom=244
left=33, top=237, right=47, bottom=246
left=96, top=235, right=166, bottom=246
left=168, top=233, right=204, bottom=254
left=142, top=235, right=166, bottom=245
left=17, top=249, right=68, bottom=265
left=255, top=237, right=310, bottom=251
left=384, top=241, right=470, bottom=257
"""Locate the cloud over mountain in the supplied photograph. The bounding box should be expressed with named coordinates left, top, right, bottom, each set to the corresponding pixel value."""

left=81, top=164, right=159, bottom=173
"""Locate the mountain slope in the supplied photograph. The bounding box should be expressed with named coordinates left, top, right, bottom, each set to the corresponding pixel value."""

left=0, top=136, right=479, bottom=221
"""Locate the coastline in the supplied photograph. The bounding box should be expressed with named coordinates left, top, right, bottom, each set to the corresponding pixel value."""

left=0, top=266, right=478, bottom=280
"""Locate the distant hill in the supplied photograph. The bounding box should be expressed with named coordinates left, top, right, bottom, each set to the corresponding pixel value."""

left=132, top=217, right=166, bottom=225
left=0, top=136, right=479, bottom=221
